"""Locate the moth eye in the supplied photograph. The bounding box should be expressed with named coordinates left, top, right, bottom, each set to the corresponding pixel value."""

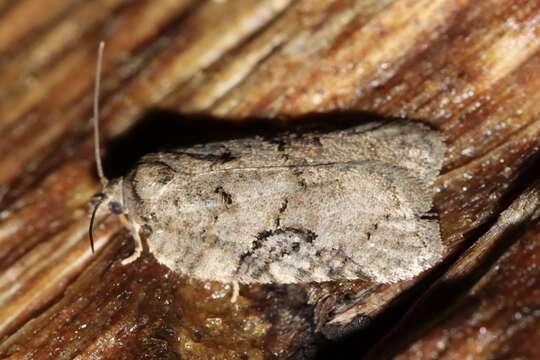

left=108, top=201, right=123, bottom=215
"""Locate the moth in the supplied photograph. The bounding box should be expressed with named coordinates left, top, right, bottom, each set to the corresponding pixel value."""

left=89, top=43, right=445, bottom=291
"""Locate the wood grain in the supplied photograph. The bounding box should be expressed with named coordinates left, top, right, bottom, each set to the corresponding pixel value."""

left=0, top=0, right=539, bottom=358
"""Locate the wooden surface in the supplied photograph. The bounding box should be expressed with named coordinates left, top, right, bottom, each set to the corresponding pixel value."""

left=0, top=0, right=540, bottom=359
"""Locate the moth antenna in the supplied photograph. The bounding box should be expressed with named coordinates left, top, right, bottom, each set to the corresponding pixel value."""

left=93, top=41, right=108, bottom=188
left=89, top=196, right=105, bottom=254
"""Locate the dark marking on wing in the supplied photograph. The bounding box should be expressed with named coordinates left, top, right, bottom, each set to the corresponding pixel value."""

left=236, top=227, right=319, bottom=273
left=214, top=186, right=233, bottom=207
left=174, top=148, right=236, bottom=164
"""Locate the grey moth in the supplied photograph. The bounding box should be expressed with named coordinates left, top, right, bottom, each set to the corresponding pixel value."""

left=89, top=43, right=445, bottom=287
left=93, top=120, right=444, bottom=285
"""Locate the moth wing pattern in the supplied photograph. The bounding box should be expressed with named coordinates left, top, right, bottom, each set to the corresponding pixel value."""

left=121, top=120, right=445, bottom=284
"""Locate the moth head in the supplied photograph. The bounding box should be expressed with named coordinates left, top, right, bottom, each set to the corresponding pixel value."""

left=88, top=180, right=126, bottom=253
left=91, top=180, right=125, bottom=214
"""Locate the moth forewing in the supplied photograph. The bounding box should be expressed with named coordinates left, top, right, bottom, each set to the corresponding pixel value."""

left=118, top=121, right=445, bottom=285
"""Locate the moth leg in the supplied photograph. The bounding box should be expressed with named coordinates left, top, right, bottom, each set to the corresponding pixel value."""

left=119, top=215, right=143, bottom=265
left=230, top=280, right=240, bottom=303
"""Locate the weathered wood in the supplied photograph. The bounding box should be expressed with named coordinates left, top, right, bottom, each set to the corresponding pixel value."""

left=368, top=180, right=540, bottom=359
left=0, top=0, right=539, bottom=358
